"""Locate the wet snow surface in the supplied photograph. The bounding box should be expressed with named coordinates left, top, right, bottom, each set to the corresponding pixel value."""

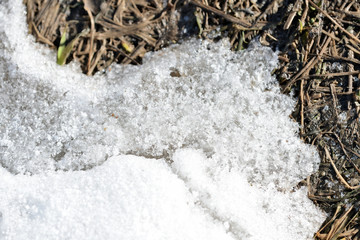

left=0, top=1, right=325, bottom=239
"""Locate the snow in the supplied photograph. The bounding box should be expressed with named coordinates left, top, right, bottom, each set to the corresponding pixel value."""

left=0, top=156, right=233, bottom=240
left=0, top=1, right=325, bottom=239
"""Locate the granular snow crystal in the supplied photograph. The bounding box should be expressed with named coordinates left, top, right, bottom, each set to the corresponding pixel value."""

left=0, top=1, right=325, bottom=240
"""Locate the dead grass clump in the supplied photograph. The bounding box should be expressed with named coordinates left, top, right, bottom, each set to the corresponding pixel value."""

left=24, top=0, right=183, bottom=75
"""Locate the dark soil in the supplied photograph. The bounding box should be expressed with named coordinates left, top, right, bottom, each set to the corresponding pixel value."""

left=24, top=0, right=360, bottom=239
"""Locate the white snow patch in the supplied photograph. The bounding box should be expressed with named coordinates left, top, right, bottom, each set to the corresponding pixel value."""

left=172, top=149, right=324, bottom=239
left=0, top=1, right=325, bottom=239
left=0, top=156, right=232, bottom=240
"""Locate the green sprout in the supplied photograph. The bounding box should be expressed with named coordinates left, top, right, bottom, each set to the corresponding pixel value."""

left=57, top=26, right=88, bottom=65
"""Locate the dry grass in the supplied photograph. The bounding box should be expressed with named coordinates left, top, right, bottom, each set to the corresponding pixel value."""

left=24, top=0, right=181, bottom=75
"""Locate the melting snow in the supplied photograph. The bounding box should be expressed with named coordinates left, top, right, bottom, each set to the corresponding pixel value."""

left=0, top=1, right=325, bottom=239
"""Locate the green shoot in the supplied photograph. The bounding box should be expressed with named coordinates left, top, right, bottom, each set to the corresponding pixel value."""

left=57, top=26, right=85, bottom=65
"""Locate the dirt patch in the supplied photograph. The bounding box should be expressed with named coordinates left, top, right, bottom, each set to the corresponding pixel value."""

left=24, top=0, right=360, bottom=238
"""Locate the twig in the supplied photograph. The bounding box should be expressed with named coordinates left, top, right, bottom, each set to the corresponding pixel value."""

left=330, top=83, right=339, bottom=117
left=251, top=0, right=277, bottom=28
left=323, top=54, right=360, bottom=65
left=326, top=206, right=353, bottom=240
left=315, top=205, right=342, bottom=237
left=88, top=40, right=107, bottom=75
left=283, top=57, right=316, bottom=91
left=31, top=22, right=55, bottom=47
left=84, top=5, right=96, bottom=75
left=309, top=0, right=360, bottom=45
left=307, top=71, right=360, bottom=79
left=300, top=0, right=309, bottom=28
left=283, top=36, right=332, bottom=91
left=284, top=0, right=303, bottom=30
left=300, top=79, right=305, bottom=136
left=343, top=146, right=360, bottom=174
left=347, top=49, right=354, bottom=94
left=321, top=29, right=340, bottom=41
left=324, top=146, right=359, bottom=190
left=189, top=0, right=252, bottom=28
left=345, top=44, right=360, bottom=56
